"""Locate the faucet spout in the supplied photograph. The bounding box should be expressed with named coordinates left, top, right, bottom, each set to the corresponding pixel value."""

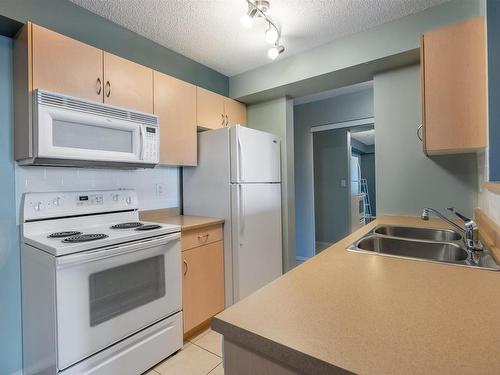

left=421, top=207, right=483, bottom=264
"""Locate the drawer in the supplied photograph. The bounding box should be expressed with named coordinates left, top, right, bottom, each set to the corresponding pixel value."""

left=181, top=224, right=223, bottom=251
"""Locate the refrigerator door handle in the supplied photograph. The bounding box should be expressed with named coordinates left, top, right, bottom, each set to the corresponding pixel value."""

left=239, top=184, right=244, bottom=236
left=238, top=136, right=244, bottom=182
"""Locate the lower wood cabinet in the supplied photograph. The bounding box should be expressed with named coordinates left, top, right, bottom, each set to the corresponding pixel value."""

left=182, top=225, right=225, bottom=335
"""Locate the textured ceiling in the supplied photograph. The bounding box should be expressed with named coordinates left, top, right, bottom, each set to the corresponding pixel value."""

left=69, top=0, right=450, bottom=76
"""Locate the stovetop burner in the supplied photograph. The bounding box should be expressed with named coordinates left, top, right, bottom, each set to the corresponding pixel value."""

left=135, top=224, right=162, bottom=231
left=110, top=222, right=144, bottom=229
left=48, top=231, right=83, bottom=238
left=62, top=234, right=109, bottom=243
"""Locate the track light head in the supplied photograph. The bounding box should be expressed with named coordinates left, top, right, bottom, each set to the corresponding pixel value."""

left=241, top=7, right=257, bottom=28
left=264, top=23, right=279, bottom=44
left=268, top=44, right=285, bottom=60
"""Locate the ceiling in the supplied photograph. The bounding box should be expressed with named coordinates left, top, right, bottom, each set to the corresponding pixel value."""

left=294, top=81, right=373, bottom=106
left=352, top=129, right=375, bottom=146
left=69, top=0, right=450, bottom=77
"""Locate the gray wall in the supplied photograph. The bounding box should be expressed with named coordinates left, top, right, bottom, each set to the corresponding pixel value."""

left=487, top=0, right=500, bottom=181
left=0, top=0, right=228, bottom=95
left=247, top=97, right=296, bottom=272
left=294, top=89, right=373, bottom=258
left=313, top=128, right=350, bottom=246
left=374, top=65, right=478, bottom=217
left=0, top=35, right=21, bottom=375
left=360, top=153, right=376, bottom=215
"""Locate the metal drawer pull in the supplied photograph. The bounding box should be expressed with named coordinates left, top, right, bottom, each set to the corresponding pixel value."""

left=226, top=114, right=229, bottom=127
left=105, top=81, right=111, bottom=97
left=96, top=78, right=102, bottom=95
left=183, top=260, right=188, bottom=276
left=221, top=114, right=225, bottom=126
left=417, top=124, right=423, bottom=141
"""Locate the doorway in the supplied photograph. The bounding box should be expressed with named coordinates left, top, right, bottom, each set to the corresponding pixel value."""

left=312, top=120, right=376, bottom=254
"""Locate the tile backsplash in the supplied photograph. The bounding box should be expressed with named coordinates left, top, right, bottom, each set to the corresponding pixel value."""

left=15, top=165, right=179, bottom=224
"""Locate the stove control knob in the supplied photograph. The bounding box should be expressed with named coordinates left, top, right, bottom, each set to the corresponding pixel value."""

left=53, top=197, right=62, bottom=207
left=126, top=196, right=132, bottom=205
left=113, top=194, right=119, bottom=202
left=34, top=202, right=43, bottom=212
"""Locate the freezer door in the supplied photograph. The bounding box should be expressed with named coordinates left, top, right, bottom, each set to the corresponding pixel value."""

left=230, top=125, right=281, bottom=183
left=231, top=183, right=283, bottom=301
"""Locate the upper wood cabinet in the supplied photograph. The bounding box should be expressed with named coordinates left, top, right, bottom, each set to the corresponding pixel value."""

left=103, top=52, right=153, bottom=113
left=196, top=87, right=247, bottom=129
left=154, top=71, right=197, bottom=166
left=196, top=87, right=226, bottom=129
left=31, top=23, right=104, bottom=102
left=225, top=98, right=247, bottom=126
left=420, top=17, right=487, bottom=155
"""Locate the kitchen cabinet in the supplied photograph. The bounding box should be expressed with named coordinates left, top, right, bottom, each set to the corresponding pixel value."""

left=182, top=224, right=224, bottom=335
left=225, top=98, right=247, bottom=126
left=420, top=17, right=486, bottom=155
left=154, top=71, right=197, bottom=166
left=31, top=23, right=104, bottom=102
left=103, top=52, right=153, bottom=113
left=196, top=87, right=226, bottom=129
left=197, top=87, right=247, bottom=129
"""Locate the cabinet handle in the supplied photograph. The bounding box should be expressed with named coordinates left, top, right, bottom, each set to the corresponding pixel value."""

left=198, top=233, right=209, bottom=243
left=96, top=78, right=102, bottom=95
left=221, top=114, right=225, bottom=127
left=105, top=81, right=111, bottom=98
left=417, top=124, right=423, bottom=141
left=183, top=260, right=188, bottom=276
left=226, top=114, right=229, bottom=127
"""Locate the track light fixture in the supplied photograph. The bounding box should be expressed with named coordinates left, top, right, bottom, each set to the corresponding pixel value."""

left=240, top=0, right=285, bottom=60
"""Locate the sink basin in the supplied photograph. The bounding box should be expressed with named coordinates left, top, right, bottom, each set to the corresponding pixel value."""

left=374, top=225, right=462, bottom=241
left=353, top=235, right=468, bottom=263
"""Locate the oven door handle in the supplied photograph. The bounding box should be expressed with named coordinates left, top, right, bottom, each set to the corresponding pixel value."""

left=56, top=232, right=180, bottom=268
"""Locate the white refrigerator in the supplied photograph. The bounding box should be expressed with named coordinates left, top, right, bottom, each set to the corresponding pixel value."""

left=183, top=125, right=282, bottom=306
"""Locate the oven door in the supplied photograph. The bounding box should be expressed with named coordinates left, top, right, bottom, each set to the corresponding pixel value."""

left=55, top=233, right=181, bottom=370
left=37, top=103, right=144, bottom=163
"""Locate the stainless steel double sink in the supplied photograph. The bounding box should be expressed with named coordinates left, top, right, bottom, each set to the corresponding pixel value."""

left=348, top=225, right=500, bottom=270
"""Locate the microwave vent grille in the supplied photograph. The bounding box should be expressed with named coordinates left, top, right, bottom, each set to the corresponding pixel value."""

left=37, top=91, right=158, bottom=126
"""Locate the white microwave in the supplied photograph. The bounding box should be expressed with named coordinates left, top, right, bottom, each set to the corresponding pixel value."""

left=16, top=90, right=160, bottom=168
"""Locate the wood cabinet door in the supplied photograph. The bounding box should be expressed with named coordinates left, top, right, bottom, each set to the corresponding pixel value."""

left=225, top=98, right=247, bottom=126
left=196, top=87, right=225, bottom=129
left=154, top=72, right=197, bottom=166
left=182, top=241, right=225, bottom=333
left=103, top=52, right=154, bottom=113
left=422, top=17, right=486, bottom=154
left=31, top=24, right=104, bottom=102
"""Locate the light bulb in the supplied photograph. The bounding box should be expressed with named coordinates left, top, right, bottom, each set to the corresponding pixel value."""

left=264, top=25, right=279, bottom=44
left=268, top=45, right=285, bottom=60
left=240, top=13, right=254, bottom=28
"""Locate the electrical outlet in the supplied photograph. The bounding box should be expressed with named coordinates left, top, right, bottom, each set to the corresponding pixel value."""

left=155, top=183, right=166, bottom=197
left=340, top=179, right=347, bottom=188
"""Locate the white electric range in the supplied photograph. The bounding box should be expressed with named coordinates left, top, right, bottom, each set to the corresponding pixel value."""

left=21, top=189, right=183, bottom=375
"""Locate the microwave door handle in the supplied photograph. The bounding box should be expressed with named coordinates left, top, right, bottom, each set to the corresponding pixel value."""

left=139, top=125, right=145, bottom=160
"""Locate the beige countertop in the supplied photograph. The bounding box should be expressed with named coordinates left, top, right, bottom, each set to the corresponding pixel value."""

left=212, top=215, right=500, bottom=375
left=146, top=215, right=223, bottom=232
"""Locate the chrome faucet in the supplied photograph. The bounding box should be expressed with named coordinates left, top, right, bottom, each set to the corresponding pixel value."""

left=421, top=207, right=483, bottom=263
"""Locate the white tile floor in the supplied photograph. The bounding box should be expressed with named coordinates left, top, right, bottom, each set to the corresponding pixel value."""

left=144, top=329, right=224, bottom=375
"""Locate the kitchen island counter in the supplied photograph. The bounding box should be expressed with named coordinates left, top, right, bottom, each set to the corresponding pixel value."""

left=212, top=215, right=500, bottom=375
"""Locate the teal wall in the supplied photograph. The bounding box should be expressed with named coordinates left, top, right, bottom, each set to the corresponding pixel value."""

left=0, top=0, right=228, bottom=95
left=374, top=65, right=478, bottom=217
left=313, top=128, right=350, bottom=246
left=229, top=0, right=481, bottom=103
left=0, top=35, right=22, bottom=375
left=487, top=0, right=500, bottom=181
left=247, top=97, right=296, bottom=272
left=294, top=89, right=373, bottom=259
